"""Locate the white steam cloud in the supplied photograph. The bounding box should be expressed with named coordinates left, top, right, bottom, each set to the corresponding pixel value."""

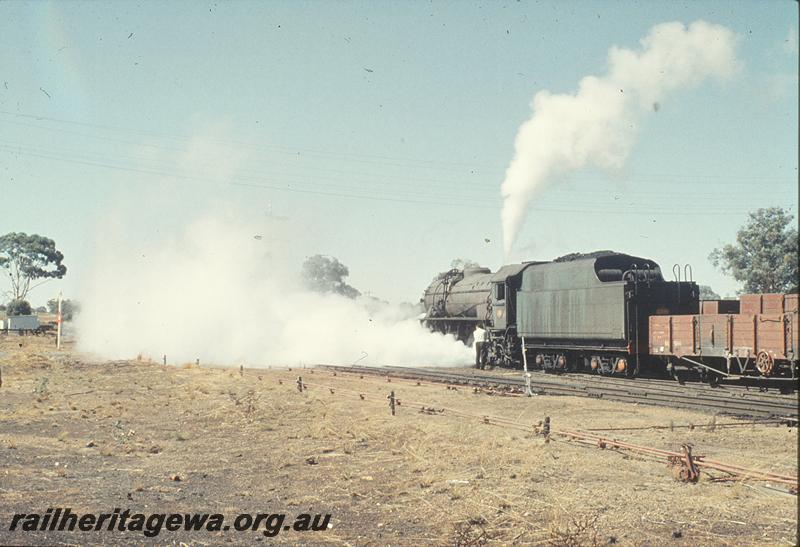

left=75, top=214, right=472, bottom=367
left=501, top=20, right=739, bottom=255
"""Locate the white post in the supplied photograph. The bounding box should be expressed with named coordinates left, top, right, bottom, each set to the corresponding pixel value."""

left=521, top=336, right=532, bottom=396
left=56, top=291, right=62, bottom=350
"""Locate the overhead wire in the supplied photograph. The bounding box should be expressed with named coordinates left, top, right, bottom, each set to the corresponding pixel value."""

left=2, top=120, right=795, bottom=204
left=1, top=109, right=795, bottom=214
left=1, top=108, right=796, bottom=183
left=1, top=143, right=785, bottom=215
left=5, top=117, right=795, bottom=199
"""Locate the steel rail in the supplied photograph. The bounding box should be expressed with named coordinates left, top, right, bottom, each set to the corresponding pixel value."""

left=424, top=367, right=797, bottom=401
left=376, top=366, right=797, bottom=410
left=317, top=365, right=798, bottom=420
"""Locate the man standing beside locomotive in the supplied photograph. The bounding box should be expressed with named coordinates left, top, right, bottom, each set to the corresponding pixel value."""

left=473, top=326, right=487, bottom=369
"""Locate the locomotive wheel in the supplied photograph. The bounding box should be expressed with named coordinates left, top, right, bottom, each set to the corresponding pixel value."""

left=755, top=351, right=774, bottom=377
left=596, top=359, right=615, bottom=376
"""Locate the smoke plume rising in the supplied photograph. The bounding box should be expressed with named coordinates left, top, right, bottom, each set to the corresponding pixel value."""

left=75, top=214, right=472, bottom=367
left=501, top=20, right=739, bottom=255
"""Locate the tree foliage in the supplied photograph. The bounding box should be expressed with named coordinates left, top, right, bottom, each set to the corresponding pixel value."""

left=698, top=285, right=720, bottom=300
left=47, top=298, right=81, bottom=320
left=0, top=233, right=67, bottom=301
left=301, top=255, right=360, bottom=299
left=6, top=299, right=32, bottom=316
left=709, top=208, right=798, bottom=294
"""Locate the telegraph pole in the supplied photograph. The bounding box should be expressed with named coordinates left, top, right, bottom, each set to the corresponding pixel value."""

left=56, top=291, right=62, bottom=350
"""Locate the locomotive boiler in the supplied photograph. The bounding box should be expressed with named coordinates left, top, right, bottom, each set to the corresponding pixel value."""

left=421, top=266, right=494, bottom=345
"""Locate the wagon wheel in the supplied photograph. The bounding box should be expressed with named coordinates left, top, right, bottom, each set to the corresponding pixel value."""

left=755, top=351, right=774, bottom=377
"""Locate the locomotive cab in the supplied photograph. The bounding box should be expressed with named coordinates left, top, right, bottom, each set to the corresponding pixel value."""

left=491, top=282, right=508, bottom=330
left=481, top=263, right=543, bottom=368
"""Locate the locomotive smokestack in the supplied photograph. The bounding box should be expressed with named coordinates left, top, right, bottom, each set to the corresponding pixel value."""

left=500, top=20, right=739, bottom=256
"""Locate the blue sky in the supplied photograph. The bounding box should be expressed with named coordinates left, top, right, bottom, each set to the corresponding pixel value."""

left=1, top=1, right=797, bottom=305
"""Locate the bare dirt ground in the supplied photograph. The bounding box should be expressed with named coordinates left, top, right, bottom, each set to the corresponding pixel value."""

left=1, top=335, right=797, bottom=546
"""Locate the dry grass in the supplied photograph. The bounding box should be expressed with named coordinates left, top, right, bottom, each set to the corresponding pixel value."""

left=0, top=335, right=797, bottom=545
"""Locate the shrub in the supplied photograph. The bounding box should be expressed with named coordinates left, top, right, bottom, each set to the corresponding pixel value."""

left=6, top=299, right=32, bottom=316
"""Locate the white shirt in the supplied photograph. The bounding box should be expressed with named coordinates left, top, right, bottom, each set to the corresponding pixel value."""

left=472, top=326, right=486, bottom=348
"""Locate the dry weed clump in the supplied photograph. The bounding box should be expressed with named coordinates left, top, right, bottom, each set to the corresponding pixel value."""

left=33, top=377, right=50, bottom=401
left=546, top=511, right=601, bottom=546
left=452, top=518, right=489, bottom=546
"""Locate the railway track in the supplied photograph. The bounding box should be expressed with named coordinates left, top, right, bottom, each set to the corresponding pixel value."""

left=317, top=365, right=799, bottom=421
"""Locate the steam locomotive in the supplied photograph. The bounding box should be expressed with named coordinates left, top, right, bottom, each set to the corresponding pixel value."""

left=421, top=251, right=798, bottom=382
